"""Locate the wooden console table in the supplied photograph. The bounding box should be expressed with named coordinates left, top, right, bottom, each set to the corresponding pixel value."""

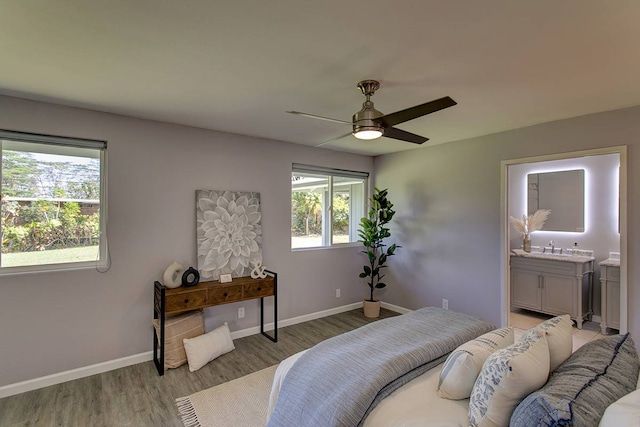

left=153, top=270, right=277, bottom=375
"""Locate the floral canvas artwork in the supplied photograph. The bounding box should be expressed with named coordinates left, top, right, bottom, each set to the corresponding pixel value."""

left=196, top=190, right=262, bottom=280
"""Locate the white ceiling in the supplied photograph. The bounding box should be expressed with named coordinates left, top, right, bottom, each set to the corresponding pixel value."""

left=1, top=1, right=640, bottom=156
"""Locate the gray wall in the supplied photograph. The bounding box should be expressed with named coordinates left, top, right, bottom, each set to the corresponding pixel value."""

left=508, top=154, right=621, bottom=316
left=0, top=95, right=373, bottom=387
left=374, top=105, right=640, bottom=346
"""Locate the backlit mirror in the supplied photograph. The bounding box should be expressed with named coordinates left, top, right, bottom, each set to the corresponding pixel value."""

left=527, top=169, right=585, bottom=232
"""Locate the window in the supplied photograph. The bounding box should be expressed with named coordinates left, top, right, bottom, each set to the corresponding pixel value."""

left=0, top=130, right=107, bottom=273
left=291, top=164, right=368, bottom=249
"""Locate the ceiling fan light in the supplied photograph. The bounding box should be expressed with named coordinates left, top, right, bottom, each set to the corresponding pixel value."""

left=353, top=128, right=382, bottom=139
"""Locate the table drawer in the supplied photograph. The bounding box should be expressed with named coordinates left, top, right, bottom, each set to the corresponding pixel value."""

left=208, top=285, right=243, bottom=304
left=165, top=291, right=206, bottom=313
left=244, top=281, right=274, bottom=298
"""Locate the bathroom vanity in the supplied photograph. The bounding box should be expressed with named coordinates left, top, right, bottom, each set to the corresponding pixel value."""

left=599, top=253, right=620, bottom=334
left=510, top=251, right=595, bottom=328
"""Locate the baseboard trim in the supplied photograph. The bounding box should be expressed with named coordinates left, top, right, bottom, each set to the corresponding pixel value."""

left=0, top=351, right=153, bottom=399
left=230, top=302, right=362, bottom=339
left=381, top=301, right=412, bottom=314
left=0, top=300, right=411, bottom=399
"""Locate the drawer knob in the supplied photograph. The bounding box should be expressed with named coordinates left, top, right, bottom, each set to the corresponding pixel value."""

left=184, top=299, right=189, bottom=304
left=257, top=287, right=261, bottom=291
left=223, top=292, right=228, bottom=297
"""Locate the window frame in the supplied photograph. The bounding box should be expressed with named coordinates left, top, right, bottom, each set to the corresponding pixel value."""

left=291, top=163, right=369, bottom=250
left=0, top=129, right=108, bottom=275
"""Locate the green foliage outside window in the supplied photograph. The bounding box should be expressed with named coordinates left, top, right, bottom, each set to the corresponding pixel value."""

left=1, top=150, right=100, bottom=254
left=291, top=191, right=350, bottom=236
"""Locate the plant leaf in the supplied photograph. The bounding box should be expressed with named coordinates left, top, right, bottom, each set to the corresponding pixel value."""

left=376, top=283, right=386, bottom=289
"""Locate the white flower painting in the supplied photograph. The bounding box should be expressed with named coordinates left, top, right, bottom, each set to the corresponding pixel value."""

left=196, top=190, right=262, bottom=280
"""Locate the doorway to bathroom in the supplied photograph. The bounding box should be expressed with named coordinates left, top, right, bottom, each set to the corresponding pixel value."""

left=501, top=146, right=627, bottom=339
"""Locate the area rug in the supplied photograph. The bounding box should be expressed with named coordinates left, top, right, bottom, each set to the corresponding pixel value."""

left=176, top=365, right=277, bottom=427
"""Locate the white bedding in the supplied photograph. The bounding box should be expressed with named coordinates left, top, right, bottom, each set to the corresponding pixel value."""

left=267, top=350, right=469, bottom=427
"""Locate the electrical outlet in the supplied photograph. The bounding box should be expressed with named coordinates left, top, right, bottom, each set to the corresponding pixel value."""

left=442, top=299, right=449, bottom=310
left=238, top=307, right=245, bottom=319
left=336, top=288, right=341, bottom=298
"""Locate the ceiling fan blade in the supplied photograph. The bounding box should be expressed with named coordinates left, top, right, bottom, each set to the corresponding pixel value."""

left=378, top=96, right=457, bottom=128
left=287, top=111, right=352, bottom=125
left=383, top=127, right=428, bottom=145
left=314, top=132, right=353, bottom=148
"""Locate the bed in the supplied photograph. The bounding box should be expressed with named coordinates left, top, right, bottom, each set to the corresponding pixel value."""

left=266, top=309, right=640, bottom=427
left=266, top=307, right=493, bottom=427
left=269, top=349, right=469, bottom=427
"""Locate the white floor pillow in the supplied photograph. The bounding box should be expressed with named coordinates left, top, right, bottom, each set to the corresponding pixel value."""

left=183, top=322, right=235, bottom=372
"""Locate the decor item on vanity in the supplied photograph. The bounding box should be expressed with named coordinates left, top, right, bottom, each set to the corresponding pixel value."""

left=357, top=187, right=400, bottom=318
left=196, top=190, right=262, bottom=281
left=182, top=267, right=200, bottom=287
left=509, top=209, right=551, bottom=252
left=163, top=261, right=185, bottom=289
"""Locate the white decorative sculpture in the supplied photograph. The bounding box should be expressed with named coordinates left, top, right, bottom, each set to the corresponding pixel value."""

left=250, top=261, right=268, bottom=279
left=163, top=261, right=185, bottom=288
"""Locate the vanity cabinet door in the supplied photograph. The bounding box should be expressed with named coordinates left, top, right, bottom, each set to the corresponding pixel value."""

left=541, top=274, right=575, bottom=316
left=606, top=280, right=620, bottom=329
left=511, top=269, right=541, bottom=311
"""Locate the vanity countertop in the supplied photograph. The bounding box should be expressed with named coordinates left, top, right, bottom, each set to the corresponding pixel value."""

left=511, top=249, right=595, bottom=263
left=599, top=258, right=620, bottom=267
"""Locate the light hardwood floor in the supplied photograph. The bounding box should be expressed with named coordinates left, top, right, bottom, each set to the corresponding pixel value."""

left=0, top=308, right=399, bottom=427
left=510, top=308, right=608, bottom=352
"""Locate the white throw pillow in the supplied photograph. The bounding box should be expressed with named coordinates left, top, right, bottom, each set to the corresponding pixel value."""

left=469, top=329, right=550, bottom=427
left=599, top=389, right=640, bottom=427
left=521, top=314, right=572, bottom=372
left=438, top=327, right=514, bottom=400
left=183, top=322, right=235, bottom=372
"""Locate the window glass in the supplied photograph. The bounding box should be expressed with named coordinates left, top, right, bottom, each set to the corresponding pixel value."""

left=291, top=172, right=327, bottom=248
left=291, top=165, right=367, bottom=249
left=332, top=176, right=364, bottom=245
left=0, top=132, right=107, bottom=272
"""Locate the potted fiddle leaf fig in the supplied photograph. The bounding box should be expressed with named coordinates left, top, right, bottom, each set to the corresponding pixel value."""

left=358, top=187, right=400, bottom=318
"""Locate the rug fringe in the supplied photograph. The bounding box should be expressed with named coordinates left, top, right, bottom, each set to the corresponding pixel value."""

left=176, top=396, right=202, bottom=427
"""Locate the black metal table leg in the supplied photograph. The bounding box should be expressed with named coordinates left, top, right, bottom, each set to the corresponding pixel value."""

left=260, top=270, right=278, bottom=342
left=153, top=281, right=165, bottom=376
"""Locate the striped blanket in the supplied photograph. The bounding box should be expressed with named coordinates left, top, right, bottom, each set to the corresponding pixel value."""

left=267, top=307, right=494, bottom=427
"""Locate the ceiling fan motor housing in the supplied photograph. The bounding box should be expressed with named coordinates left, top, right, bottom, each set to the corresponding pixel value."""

left=352, top=103, right=384, bottom=135
left=353, top=80, right=384, bottom=137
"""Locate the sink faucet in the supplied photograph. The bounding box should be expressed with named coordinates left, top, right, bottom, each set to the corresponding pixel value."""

left=549, top=240, right=555, bottom=254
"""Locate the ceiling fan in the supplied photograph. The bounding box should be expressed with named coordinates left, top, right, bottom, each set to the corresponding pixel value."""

left=287, top=80, right=456, bottom=145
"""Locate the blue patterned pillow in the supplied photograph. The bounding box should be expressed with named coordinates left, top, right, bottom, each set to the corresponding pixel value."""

left=510, top=333, right=640, bottom=427
left=469, top=330, right=550, bottom=427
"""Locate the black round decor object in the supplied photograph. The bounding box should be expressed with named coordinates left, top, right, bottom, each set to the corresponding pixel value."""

left=182, top=267, right=200, bottom=287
